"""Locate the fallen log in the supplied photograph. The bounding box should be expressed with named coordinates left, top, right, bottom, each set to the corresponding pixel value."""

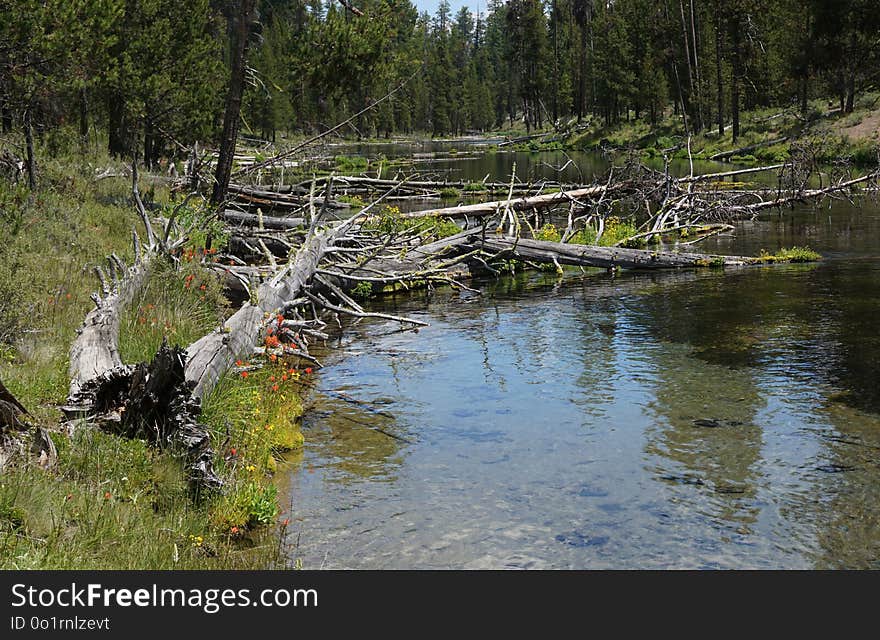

left=68, top=247, right=151, bottom=399
left=64, top=209, right=225, bottom=488
left=220, top=209, right=305, bottom=230
left=0, top=377, right=28, bottom=431
left=66, top=342, right=221, bottom=490
left=185, top=217, right=357, bottom=400
left=398, top=185, right=617, bottom=220
left=498, top=131, right=556, bottom=147
left=293, top=176, right=565, bottom=194
left=228, top=234, right=293, bottom=262
left=465, top=235, right=754, bottom=270
left=727, top=172, right=878, bottom=217
left=676, top=163, right=787, bottom=184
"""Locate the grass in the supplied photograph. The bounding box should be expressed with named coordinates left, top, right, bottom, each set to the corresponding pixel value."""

left=364, top=205, right=461, bottom=239
left=532, top=219, right=640, bottom=248
left=337, top=194, right=366, bottom=207
left=199, top=353, right=307, bottom=532
left=0, top=430, right=288, bottom=569
left=334, top=155, right=369, bottom=172
left=0, top=138, right=301, bottom=569
left=566, top=92, right=880, bottom=167
left=1, top=149, right=139, bottom=422
left=350, top=280, right=375, bottom=300
left=750, top=246, right=822, bottom=264
left=118, top=257, right=227, bottom=364
left=566, top=217, right=641, bottom=247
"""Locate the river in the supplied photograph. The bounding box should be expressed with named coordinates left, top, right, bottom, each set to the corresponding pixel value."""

left=279, top=143, right=880, bottom=569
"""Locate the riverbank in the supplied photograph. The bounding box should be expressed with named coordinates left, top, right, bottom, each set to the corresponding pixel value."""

left=495, top=93, right=880, bottom=168
left=0, top=152, right=301, bottom=569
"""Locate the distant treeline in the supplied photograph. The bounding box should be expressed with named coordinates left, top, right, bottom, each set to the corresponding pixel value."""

left=2, top=0, right=878, bottom=163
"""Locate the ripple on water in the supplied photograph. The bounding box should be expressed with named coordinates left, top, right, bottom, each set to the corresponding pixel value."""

left=286, top=207, right=880, bottom=568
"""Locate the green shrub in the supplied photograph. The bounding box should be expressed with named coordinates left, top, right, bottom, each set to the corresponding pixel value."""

left=569, top=227, right=597, bottom=245
left=338, top=194, right=366, bottom=207
left=334, top=155, right=369, bottom=172
left=850, top=140, right=880, bottom=166
left=351, top=281, right=374, bottom=300
left=245, top=483, right=279, bottom=527
left=752, top=246, right=822, bottom=263
left=366, top=205, right=460, bottom=239
left=534, top=223, right=561, bottom=242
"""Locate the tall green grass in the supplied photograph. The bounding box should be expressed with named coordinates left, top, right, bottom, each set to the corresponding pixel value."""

left=0, top=144, right=298, bottom=569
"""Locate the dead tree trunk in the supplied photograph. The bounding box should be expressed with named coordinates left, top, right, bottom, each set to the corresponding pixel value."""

left=0, top=377, right=28, bottom=431
left=185, top=225, right=337, bottom=400
left=211, top=0, right=258, bottom=207
left=67, top=249, right=151, bottom=400
left=397, top=185, right=618, bottom=220
left=64, top=240, right=223, bottom=490
left=466, top=235, right=753, bottom=270
left=24, top=106, right=36, bottom=190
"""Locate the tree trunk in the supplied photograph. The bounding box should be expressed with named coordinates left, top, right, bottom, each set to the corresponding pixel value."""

left=679, top=0, right=698, bottom=131
left=143, top=118, right=154, bottom=171
left=0, top=94, right=11, bottom=134
left=108, top=93, right=127, bottom=157
left=730, top=13, right=741, bottom=143
left=24, top=107, right=36, bottom=190
left=211, top=0, right=258, bottom=207
left=397, top=185, right=618, bottom=220
left=715, top=0, right=724, bottom=136
left=466, top=235, right=754, bottom=270
left=79, top=88, right=89, bottom=147
left=577, top=27, right=587, bottom=121
left=551, top=0, right=559, bottom=124
left=690, top=0, right=704, bottom=130
left=845, top=71, right=855, bottom=113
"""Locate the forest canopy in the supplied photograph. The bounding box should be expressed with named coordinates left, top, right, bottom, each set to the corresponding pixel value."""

left=1, top=0, right=878, bottom=160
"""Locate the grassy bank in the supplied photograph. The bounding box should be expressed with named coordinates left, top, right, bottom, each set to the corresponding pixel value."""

left=0, top=148, right=302, bottom=569
left=503, top=93, right=880, bottom=167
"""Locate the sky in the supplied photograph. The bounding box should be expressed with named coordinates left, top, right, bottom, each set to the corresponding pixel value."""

left=412, top=0, right=485, bottom=17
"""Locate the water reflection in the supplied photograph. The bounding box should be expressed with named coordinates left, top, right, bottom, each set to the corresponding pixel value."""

left=281, top=155, right=880, bottom=569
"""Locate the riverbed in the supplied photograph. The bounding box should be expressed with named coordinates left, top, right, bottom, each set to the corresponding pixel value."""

left=280, top=145, right=880, bottom=569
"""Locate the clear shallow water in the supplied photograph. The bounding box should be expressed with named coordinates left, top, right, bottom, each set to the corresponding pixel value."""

left=281, top=151, right=880, bottom=569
